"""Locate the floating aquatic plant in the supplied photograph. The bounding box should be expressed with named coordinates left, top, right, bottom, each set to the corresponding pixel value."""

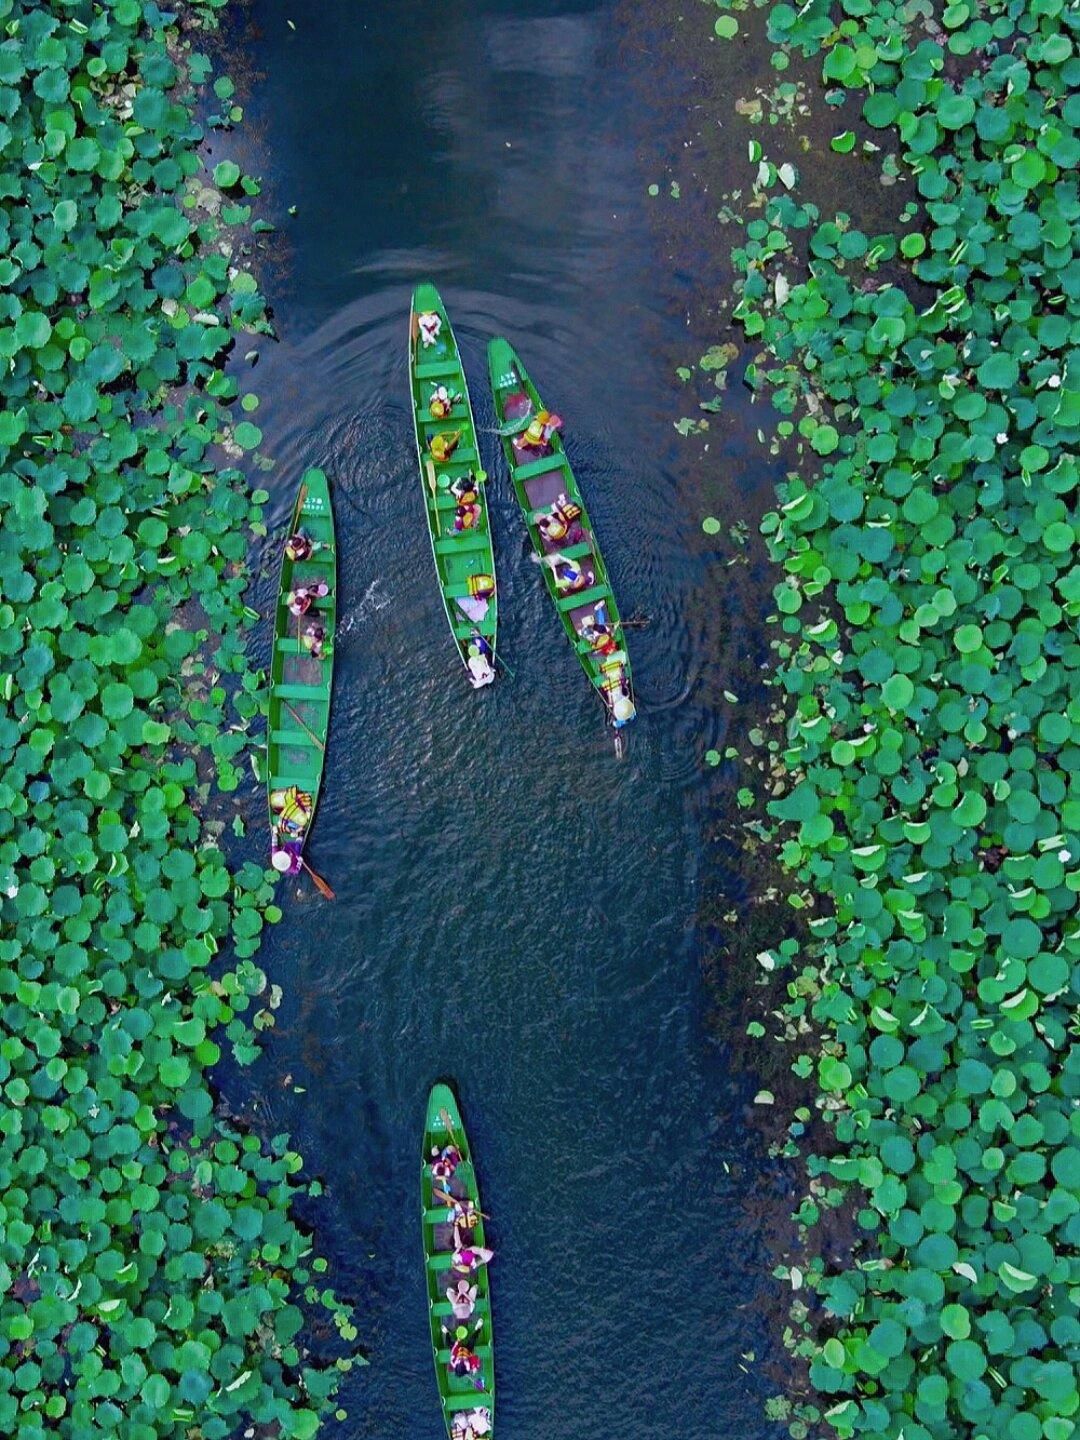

left=0, top=1, right=352, bottom=1433
left=704, top=0, right=1080, bottom=1436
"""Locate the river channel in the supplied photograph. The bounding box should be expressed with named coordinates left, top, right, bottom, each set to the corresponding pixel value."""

left=216, top=2, right=792, bottom=1435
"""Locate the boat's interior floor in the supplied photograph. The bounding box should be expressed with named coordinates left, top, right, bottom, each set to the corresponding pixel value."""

left=502, top=390, right=532, bottom=421
left=412, top=318, right=498, bottom=661
left=523, top=468, right=570, bottom=510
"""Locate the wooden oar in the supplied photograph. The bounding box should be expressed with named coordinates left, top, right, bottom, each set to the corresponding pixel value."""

left=301, top=857, right=335, bottom=900
left=434, top=1187, right=491, bottom=1220
left=283, top=700, right=324, bottom=752
left=489, top=647, right=514, bottom=681
left=425, top=457, right=438, bottom=508
left=439, top=1107, right=464, bottom=1153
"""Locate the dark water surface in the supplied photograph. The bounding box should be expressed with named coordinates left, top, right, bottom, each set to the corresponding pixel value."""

left=217, top=2, right=791, bottom=1436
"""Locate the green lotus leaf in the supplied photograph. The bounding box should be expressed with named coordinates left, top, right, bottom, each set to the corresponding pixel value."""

left=998, top=1262, right=1037, bottom=1293
left=864, top=92, right=900, bottom=127
left=66, top=136, right=101, bottom=171
left=214, top=160, right=242, bottom=188
left=822, top=1337, right=846, bottom=1369
left=976, top=352, right=1019, bottom=389
left=1043, top=521, right=1073, bottom=553
left=819, top=1055, right=853, bottom=1091
left=936, top=92, right=976, bottom=130
left=812, top=424, right=839, bottom=455
left=233, top=420, right=262, bottom=450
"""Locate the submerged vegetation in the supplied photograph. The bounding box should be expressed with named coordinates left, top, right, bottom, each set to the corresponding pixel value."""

left=700, top=0, right=1079, bottom=1434
left=0, top=0, right=350, bottom=1433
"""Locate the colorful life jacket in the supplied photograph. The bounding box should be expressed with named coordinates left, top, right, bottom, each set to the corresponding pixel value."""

left=554, top=559, right=588, bottom=592
left=429, top=385, right=454, bottom=419
left=430, top=430, right=461, bottom=464
left=467, top=573, right=494, bottom=598
left=450, top=1343, right=480, bottom=1373
left=272, top=786, right=312, bottom=837
left=599, top=659, right=627, bottom=696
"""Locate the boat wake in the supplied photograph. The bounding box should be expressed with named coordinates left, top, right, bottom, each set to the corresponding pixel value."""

left=339, top=580, right=392, bottom=633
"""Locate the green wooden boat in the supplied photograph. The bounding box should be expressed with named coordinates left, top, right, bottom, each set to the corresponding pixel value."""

left=409, top=283, right=498, bottom=687
left=487, top=336, right=636, bottom=740
left=266, top=468, right=336, bottom=881
left=422, top=1084, right=495, bottom=1440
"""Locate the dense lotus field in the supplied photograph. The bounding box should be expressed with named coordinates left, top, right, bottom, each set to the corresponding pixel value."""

left=705, top=0, right=1079, bottom=1436
left=0, top=1, right=352, bottom=1436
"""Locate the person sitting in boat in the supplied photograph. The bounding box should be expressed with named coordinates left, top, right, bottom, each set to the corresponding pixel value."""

left=535, top=494, right=583, bottom=547
left=599, top=656, right=636, bottom=727
left=583, top=620, right=618, bottom=657
left=448, top=1196, right=480, bottom=1230
left=446, top=1277, right=479, bottom=1321
left=452, top=1223, right=494, bottom=1273
left=466, top=636, right=496, bottom=689
left=443, top=1322, right=484, bottom=1379
left=301, top=619, right=327, bottom=660
left=287, top=579, right=330, bottom=617
left=285, top=530, right=314, bottom=562
left=270, top=837, right=304, bottom=876
left=582, top=599, right=621, bottom=656
left=451, top=1409, right=491, bottom=1440
left=429, top=383, right=461, bottom=420
left=430, top=1143, right=462, bottom=1183
left=270, top=785, right=313, bottom=840
left=417, top=310, right=442, bottom=347
left=450, top=471, right=481, bottom=506
left=456, top=572, right=494, bottom=625
left=453, top=501, right=481, bottom=534
left=537, top=550, right=593, bottom=595
left=430, top=430, right=461, bottom=464
left=512, top=408, right=562, bottom=458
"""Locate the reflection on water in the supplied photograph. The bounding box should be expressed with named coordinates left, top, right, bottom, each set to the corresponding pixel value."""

left=217, top=1, right=790, bottom=1436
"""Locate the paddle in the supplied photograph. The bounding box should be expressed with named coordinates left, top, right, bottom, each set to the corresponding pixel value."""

left=301, top=857, right=335, bottom=900
left=479, top=415, right=532, bottom=438
left=439, top=1107, right=465, bottom=1154
left=283, top=700, right=324, bottom=752
left=489, top=648, right=514, bottom=681
left=434, top=1187, right=491, bottom=1220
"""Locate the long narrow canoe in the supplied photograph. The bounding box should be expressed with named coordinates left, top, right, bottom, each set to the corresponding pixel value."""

left=409, top=283, right=498, bottom=684
left=266, top=468, right=336, bottom=871
left=422, top=1085, right=495, bottom=1440
left=487, top=337, right=636, bottom=733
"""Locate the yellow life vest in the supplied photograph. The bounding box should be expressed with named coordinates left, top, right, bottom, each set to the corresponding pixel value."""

left=430, top=430, right=462, bottom=463
left=599, top=660, right=626, bottom=695
left=272, top=786, right=312, bottom=833
left=467, top=573, right=494, bottom=597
